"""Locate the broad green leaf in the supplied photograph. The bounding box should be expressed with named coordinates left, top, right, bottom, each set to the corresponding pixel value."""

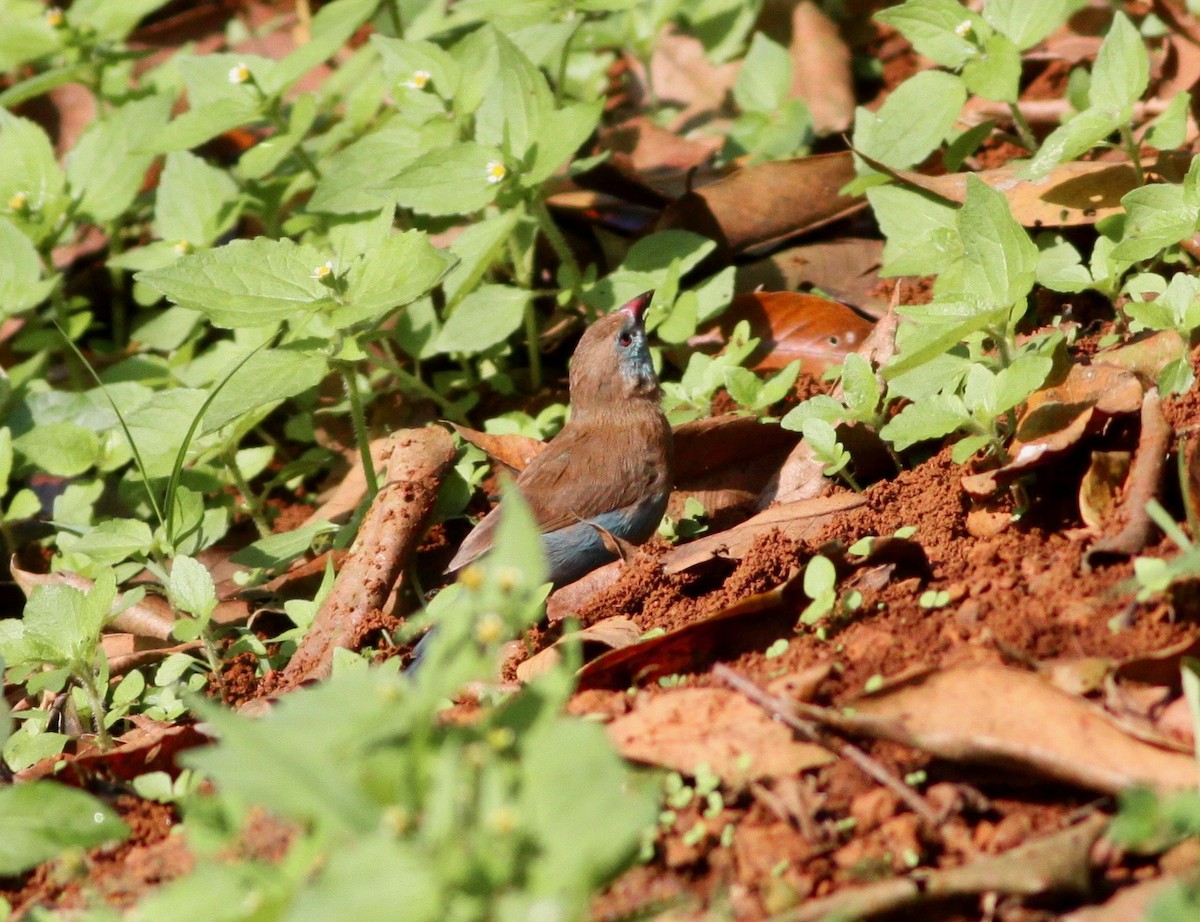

left=179, top=53, right=276, bottom=107
left=983, top=0, right=1068, bottom=50
left=523, top=101, right=605, bottom=186
left=840, top=353, right=881, bottom=421
left=1089, top=13, right=1149, bottom=114
left=137, top=238, right=334, bottom=328
left=994, top=354, right=1052, bottom=414
left=1146, top=91, right=1191, bottom=151
left=201, top=347, right=328, bottom=433
left=875, top=0, right=983, bottom=69
left=148, top=96, right=260, bottom=154
left=67, top=0, right=171, bottom=41
left=853, top=70, right=967, bottom=173
left=65, top=518, right=154, bottom=565
left=801, top=418, right=851, bottom=476
left=122, top=388, right=208, bottom=477
left=868, top=185, right=960, bottom=277
left=238, top=93, right=318, bottom=181
left=0, top=781, right=128, bottom=875
left=372, top=34, right=462, bottom=99
left=880, top=394, right=970, bottom=450
left=338, top=231, right=455, bottom=327
left=0, top=218, right=55, bottom=316
left=391, top=142, right=506, bottom=216
left=884, top=300, right=1005, bottom=378
left=0, top=110, right=68, bottom=245
left=264, top=0, right=376, bottom=94
left=1159, top=357, right=1196, bottom=395
left=309, top=119, right=458, bottom=214
left=1111, top=183, right=1198, bottom=262
left=961, top=31, right=1021, bottom=103
left=1022, top=107, right=1123, bottom=180
left=434, top=284, right=529, bottom=354
left=67, top=96, right=172, bottom=223
left=14, top=572, right=116, bottom=668
left=734, top=32, right=792, bottom=113
left=442, top=210, right=522, bottom=304
left=14, top=422, right=99, bottom=477
left=958, top=175, right=1037, bottom=310
left=474, top=28, right=553, bottom=160
left=623, top=230, right=716, bottom=275
left=169, top=556, right=218, bottom=620
left=153, top=151, right=241, bottom=248
left=1036, top=234, right=1092, bottom=293
left=229, top=520, right=338, bottom=569
left=0, top=8, right=59, bottom=72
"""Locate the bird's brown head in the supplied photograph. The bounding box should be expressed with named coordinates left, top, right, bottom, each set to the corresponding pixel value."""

left=569, top=291, right=659, bottom=416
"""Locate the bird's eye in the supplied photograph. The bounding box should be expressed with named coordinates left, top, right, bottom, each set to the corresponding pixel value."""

left=618, top=331, right=633, bottom=348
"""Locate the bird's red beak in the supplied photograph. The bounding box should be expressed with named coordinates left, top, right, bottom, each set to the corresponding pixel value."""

left=619, top=290, right=654, bottom=324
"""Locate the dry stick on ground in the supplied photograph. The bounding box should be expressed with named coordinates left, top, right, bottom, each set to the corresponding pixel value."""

left=768, top=811, right=1109, bottom=922
left=276, top=426, right=455, bottom=688
left=713, top=664, right=941, bottom=829
left=1085, top=387, right=1171, bottom=569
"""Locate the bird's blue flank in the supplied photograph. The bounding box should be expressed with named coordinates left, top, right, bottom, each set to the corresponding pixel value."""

left=543, top=499, right=666, bottom=586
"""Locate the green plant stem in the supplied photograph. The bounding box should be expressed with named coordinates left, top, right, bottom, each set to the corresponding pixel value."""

left=373, top=353, right=469, bottom=423
left=338, top=362, right=379, bottom=499
left=505, top=229, right=543, bottom=392
left=225, top=450, right=271, bottom=538
left=1120, top=124, right=1146, bottom=186
left=1007, top=102, right=1038, bottom=153
left=837, top=469, right=863, bottom=493
left=78, top=670, right=112, bottom=750
left=201, top=633, right=227, bottom=700
left=530, top=195, right=582, bottom=299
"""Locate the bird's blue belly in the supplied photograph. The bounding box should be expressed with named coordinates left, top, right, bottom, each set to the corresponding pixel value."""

left=541, top=498, right=667, bottom=586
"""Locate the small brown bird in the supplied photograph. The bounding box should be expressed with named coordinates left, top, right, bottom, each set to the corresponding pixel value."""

left=447, top=291, right=673, bottom=586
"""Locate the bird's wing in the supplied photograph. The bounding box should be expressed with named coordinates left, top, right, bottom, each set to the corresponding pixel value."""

left=445, top=416, right=668, bottom=573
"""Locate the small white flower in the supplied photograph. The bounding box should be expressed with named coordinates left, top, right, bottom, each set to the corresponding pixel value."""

left=473, top=612, right=504, bottom=645
left=954, top=20, right=972, bottom=37
left=312, top=260, right=335, bottom=281
left=7, top=191, right=28, bottom=213
left=228, top=62, right=251, bottom=85
left=45, top=6, right=64, bottom=27
left=404, top=70, right=431, bottom=90
left=173, top=240, right=193, bottom=255
left=485, top=160, right=507, bottom=184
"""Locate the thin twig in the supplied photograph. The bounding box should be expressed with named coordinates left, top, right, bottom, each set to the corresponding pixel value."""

left=714, top=664, right=941, bottom=829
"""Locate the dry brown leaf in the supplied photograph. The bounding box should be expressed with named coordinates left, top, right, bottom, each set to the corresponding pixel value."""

left=736, top=238, right=888, bottom=319
left=515, top=617, right=642, bottom=683
left=1061, top=874, right=1179, bottom=922
left=607, top=688, right=833, bottom=784
left=1079, top=451, right=1132, bottom=531
left=10, top=562, right=177, bottom=641
left=450, top=423, right=545, bottom=472
left=851, top=663, right=1198, bottom=793
left=788, top=1, right=855, bottom=135
left=1102, top=329, right=1188, bottom=381
left=656, top=152, right=866, bottom=256
left=101, top=635, right=201, bottom=675
left=593, top=116, right=723, bottom=201
left=893, top=152, right=1192, bottom=227
left=636, top=27, right=739, bottom=130
left=663, top=492, right=865, bottom=574
left=690, top=291, right=875, bottom=375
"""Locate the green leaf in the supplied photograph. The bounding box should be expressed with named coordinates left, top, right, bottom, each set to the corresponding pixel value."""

left=961, top=31, right=1021, bottom=103
left=993, top=354, right=1052, bottom=414
left=148, top=96, right=261, bottom=154
left=474, top=28, right=553, bottom=161
left=237, top=92, right=318, bottom=181
left=14, top=422, right=99, bottom=477
left=0, top=781, right=128, bottom=875
left=229, top=521, right=338, bottom=569
left=803, top=554, right=836, bottom=598
left=0, top=218, right=55, bottom=316
left=1036, top=234, right=1092, bottom=293
left=66, top=518, right=154, bottom=566
left=734, top=32, right=792, bottom=113
left=1089, top=13, right=1149, bottom=114
left=874, top=0, right=982, bottom=69
left=372, top=35, right=462, bottom=99
left=391, top=142, right=506, bottom=216
left=880, top=394, right=971, bottom=450
left=1021, top=106, right=1123, bottom=180
left=1111, top=183, right=1198, bottom=262
left=263, top=0, right=376, bottom=94
left=338, top=231, right=455, bottom=327
left=169, top=556, right=218, bottom=621
left=442, top=211, right=521, bottom=304
left=68, top=0, right=172, bottom=41
left=434, top=284, right=530, bottom=355
left=1146, top=91, right=1192, bottom=151
left=840, top=353, right=881, bottom=421
left=801, top=418, right=851, bottom=476
left=152, top=151, right=241, bottom=248
left=868, top=185, right=961, bottom=277
left=983, top=0, right=1068, bottom=50
left=137, top=238, right=334, bottom=328
left=853, top=70, right=967, bottom=173
left=1159, top=357, right=1196, bottom=396
left=67, top=95, right=172, bottom=224
left=522, top=101, right=604, bottom=186
left=958, top=175, right=1037, bottom=310
left=0, top=110, right=68, bottom=245
left=10, top=572, right=116, bottom=669
left=201, top=347, right=327, bottom=433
